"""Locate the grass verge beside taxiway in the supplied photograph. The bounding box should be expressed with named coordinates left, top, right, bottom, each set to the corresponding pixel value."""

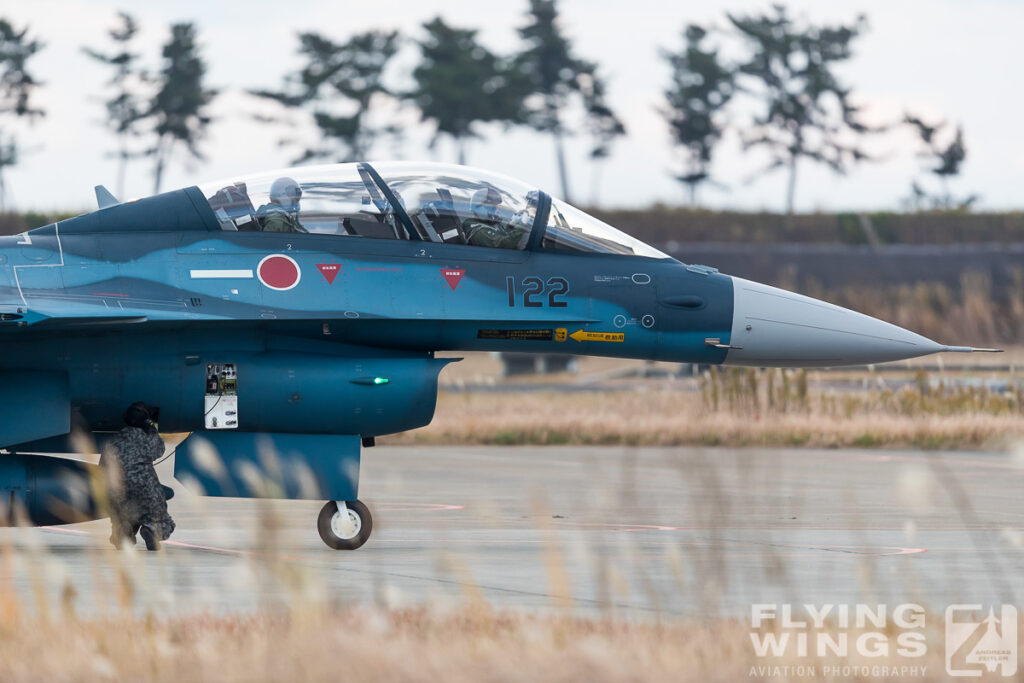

left=0, top=605, right=959, bottom=683
left=387, top=381, right=1024, bottom=450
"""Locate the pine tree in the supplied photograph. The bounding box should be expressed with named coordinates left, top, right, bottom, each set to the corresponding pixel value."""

left=513, top=0, right=622, bottom=202
left=83, top=12, right=146, bottom=198
left=0, top=18, right=44, bottom=210
left=729, top=6, right=876, bottom=213
left=661, top=24, right=735, bottom=204
left=149, top=23, right=215, bottom=194
left=408, top=17, right=522, bottom=165
left=904, top=113, right=977, bottom=210
left=253, top=30, right=399, bottom=163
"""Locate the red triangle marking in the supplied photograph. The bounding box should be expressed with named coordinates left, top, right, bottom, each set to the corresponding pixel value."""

left=317, top=263, right=342, bottom=284
left=441, top=268, right=465, bottom=291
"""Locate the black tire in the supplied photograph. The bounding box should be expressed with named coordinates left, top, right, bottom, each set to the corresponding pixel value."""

left=317, top=500, right=372, bottom=550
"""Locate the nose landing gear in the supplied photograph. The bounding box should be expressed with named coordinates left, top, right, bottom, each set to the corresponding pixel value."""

left=317, top=499, right=372, bottom=549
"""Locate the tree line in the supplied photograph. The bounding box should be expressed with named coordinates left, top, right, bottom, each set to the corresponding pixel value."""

left=0, top=2, right=974, bottom=213
left=662, top=6, right=975, bottom=213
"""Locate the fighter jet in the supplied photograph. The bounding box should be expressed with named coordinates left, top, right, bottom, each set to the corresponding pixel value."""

left=0, top=162, right=997, bottom=548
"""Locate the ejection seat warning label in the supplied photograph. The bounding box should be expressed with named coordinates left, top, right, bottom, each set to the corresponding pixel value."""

left=205, top=363, right=238, bottom=430
left=477, top=329, right=554, bottom=341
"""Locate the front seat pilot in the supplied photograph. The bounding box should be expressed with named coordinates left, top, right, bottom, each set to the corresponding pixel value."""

left=462, top=187, right=527, bottom=249
left=257, top=177, right=309, bottom=233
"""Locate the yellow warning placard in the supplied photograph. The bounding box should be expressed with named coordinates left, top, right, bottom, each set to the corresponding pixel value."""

left=569, top=329, right=625, bottom=343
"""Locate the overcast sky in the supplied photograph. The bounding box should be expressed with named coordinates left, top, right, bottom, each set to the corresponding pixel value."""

left=2, top=0, right=1021, bottom=212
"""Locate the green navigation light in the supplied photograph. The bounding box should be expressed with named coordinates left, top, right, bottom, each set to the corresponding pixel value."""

left=350, top=376, right=393, bottom=386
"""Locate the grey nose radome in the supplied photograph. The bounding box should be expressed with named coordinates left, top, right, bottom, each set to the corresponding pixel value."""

left=723, top=277, right=992, bottom=367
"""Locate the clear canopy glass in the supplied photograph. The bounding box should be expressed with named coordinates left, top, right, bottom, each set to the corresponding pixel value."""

left=198, top=162, right=669, bottom=258
left=199, top=164, right=408, bottom=239
left=542, top=198, right=669, bottom=258
left=373, top=162, right=538, bottom=249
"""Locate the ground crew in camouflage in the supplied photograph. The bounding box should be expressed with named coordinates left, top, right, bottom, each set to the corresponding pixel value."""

left=100, top=402, right=175, bottom=550
left=257, top=176, right=308, bottom=233
left=462, top=186, right=527, bottom=249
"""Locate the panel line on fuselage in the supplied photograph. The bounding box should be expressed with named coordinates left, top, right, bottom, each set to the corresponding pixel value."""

left=12, top=221, right=66, bottom=308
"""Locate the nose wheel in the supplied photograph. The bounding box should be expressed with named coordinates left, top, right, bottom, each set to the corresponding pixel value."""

left=317, top=500, right=372, bottom=550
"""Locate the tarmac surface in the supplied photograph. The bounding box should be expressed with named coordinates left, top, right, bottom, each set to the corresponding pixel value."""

left=3, top=445, right=1023, bottom=618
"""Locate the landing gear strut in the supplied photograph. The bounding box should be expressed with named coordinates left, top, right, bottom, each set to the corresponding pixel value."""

left=317, top=500, right=372, bottom=550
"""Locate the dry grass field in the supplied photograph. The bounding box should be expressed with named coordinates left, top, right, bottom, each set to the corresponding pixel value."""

left=397, top=390, right=1024, bottom=449
left=0, top=604, right=962, bottom=682
left=394, top=355, right=1024, bottom=449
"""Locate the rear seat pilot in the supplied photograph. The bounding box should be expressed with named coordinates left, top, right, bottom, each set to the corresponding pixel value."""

left=257, top=177, right=309, bottom=233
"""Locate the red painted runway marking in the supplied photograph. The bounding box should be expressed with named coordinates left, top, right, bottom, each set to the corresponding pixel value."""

left=42, top=525, right=302, bottom=561
left=373, top=503, right=465, bottom=512
left=824, top=545, right=926, bottom=556
left=785, top=449, right=1022, bottom=472
left=39, top=526, right=927, bottom=558
left=626, top=544, right=926, bottom=559
left=162, top=539, right=302, bottom=561
left=554, top=522, right=689, bottom=532
left=850, top=451, right=1022, bottom=471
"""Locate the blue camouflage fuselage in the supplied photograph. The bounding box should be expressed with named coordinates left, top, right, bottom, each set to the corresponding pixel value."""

left=0, top=186, right=733, bottom=440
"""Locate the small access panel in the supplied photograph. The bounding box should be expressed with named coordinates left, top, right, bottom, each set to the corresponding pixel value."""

left=204, top=363, right=238, bottom=429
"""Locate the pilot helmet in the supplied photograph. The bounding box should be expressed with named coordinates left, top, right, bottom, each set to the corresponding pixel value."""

left=124, top=401, right=155, bottom=429
left=270, top=177, right=302, bottom=210
left=470, top=187, right=502, bottom=220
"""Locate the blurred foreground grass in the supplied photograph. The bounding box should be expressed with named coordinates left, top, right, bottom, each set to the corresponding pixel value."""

left=0, top=433, right=1014, bottom=681
left=394, top=367, right=1024, bottom=449
left=0, top=604, right=959, bottom=682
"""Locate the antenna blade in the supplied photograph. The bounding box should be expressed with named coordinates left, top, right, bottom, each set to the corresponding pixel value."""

left=94, top=185, right=119, bottom=209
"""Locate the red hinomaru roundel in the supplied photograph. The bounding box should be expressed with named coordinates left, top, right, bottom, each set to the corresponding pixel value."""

left=258, top=254, right=301, bottom=291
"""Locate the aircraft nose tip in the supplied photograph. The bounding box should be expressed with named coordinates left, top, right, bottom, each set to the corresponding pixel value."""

left=724, top=277, right=944, bottom=367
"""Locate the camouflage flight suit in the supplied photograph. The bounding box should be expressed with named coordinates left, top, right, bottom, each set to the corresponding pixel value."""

left=101, top=426, right=175, bottom=547
left=256, top=204, right=308, bottom=233
left=462, top=219, right=527, bottom=249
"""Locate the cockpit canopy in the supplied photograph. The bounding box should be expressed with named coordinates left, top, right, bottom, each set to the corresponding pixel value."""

left=199, top=162, right=668, bottom=259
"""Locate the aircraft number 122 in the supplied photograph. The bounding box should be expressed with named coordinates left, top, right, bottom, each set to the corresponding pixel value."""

left=506, top=276, right=569, bottom=308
